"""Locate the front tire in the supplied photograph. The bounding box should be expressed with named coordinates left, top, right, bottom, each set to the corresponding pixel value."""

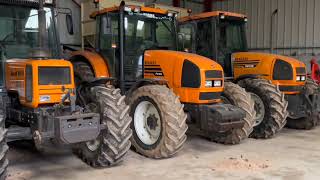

left=73, top=86, right=132, bottom=167
left=128, top=85, right=187, bottom=159
left=238, top=79, right=288, bottom=139
left=220, top=82, right=255, bottom=144
left=0, top=113, right=8, bottom=180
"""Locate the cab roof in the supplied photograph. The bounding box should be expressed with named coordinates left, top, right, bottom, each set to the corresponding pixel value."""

left=179, top=11, right=246, bottom=22
left=90, top=5, right=168, bottom=18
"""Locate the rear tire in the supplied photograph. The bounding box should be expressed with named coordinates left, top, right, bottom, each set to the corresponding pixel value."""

left=0, top=112, right=8, bottom=180
left=0, top=114, right=9, bottom=180
left=128, top=85, right=187, bottom=159
left=0, top=96, right=8, bottom=180
left=73, top=61, right=95, bottom=85
left=238, top=79, right=288, bottom=139
left=286, top=78, right=320, bottom=129
left=73, top=86, right=132, bottom=167
left=220, top=82, right=255, bottom=144
left=72, top=61, right=132, bottom=167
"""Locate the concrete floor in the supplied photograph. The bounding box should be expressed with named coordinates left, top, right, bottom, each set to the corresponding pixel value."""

left=6, top=127, right=320, bottom=180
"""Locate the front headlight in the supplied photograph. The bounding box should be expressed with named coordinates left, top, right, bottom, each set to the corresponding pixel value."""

left=40, top=95, right=51, bottom=102
left=213, top=80, right=222, bottom=87
left=205, top=80, right=213, bottom=87
left=296, top=75, right=306, bottom=81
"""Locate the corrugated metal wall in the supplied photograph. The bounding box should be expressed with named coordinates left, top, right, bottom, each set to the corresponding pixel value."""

left=156, top=0, right=203, bottom=13
left=213, top=0, right=320, bottom=63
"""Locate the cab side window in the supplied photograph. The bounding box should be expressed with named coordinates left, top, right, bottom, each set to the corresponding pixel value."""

left=99, top=14, right=119, bottom=77
left=178, top=24, right=193, bottom=52
left=196, top=20, right=213, bottom=58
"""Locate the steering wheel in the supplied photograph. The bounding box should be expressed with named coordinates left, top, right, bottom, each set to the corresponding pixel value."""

left=139, top=40, right=159, bottom=51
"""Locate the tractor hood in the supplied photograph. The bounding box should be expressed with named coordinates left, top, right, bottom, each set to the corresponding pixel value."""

left=144, top=50, right=224, bottom=104
left=233, top=52, right=305, bottom=68
left=144, top=50, right=223, bottom=71
left=232, top=52, right=307, bottom=93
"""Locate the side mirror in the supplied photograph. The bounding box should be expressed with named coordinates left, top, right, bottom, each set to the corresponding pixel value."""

left=66, top=14, right=74, bottom=35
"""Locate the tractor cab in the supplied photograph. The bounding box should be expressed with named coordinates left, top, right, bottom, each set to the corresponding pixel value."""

left=179, top=11, right=319, bottom=133
left=0, top=1, right=133, bottom=174
left=91, top=6, right=177, bottom=90
left=178, top=11, right=248, bottom=78
left=0, top=1, right=61, bottom=93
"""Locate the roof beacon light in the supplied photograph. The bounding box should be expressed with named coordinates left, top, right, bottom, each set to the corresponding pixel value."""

left=187, top=9, right=192, bottom=16
left=134, top=7, right=141, bottom=13
left=45, top=0, right=53, bottom=4
left=124, top=6, right=132, bottom=12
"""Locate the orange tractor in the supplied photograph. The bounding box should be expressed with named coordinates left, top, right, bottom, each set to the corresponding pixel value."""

left=0, top=0, right=132, bottom=178
left=69, top=2, right=255, bottom=159
left=179, top=11, right=320, bottom=138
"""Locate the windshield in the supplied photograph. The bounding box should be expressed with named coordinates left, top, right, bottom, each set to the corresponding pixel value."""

left=124, top=12, right=176, bottom=53
left=0, top=5, right=59, bottom=59
left=217, top=19, right=247, bottom=54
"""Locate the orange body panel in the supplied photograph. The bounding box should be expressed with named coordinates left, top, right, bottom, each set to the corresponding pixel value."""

left=6, top=59, right=75, bottom=108
left=90, top=5, right=168, bottom=18
left=144, top=50, right=224, bottom=104
left=71, top=51, right=110, bottom=78
left=233, top=52, right=306, bottom=94
left=179, top=11, right=246, bottom=23
left=179, top=10, right=307, bottom=95
left=76, top=50, right=224, bottom=104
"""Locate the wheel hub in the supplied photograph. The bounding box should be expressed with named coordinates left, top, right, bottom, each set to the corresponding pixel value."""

left=147, top=114, right=159, bottom=130
left=250, top=92, right=265, bottom=127
left=134, top=100, right=161, bottom=145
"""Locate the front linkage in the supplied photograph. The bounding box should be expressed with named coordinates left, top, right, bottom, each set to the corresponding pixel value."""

left=286, top=79, right=320, bottom=129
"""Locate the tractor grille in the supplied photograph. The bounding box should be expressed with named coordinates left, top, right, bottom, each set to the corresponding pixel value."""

left=279, top=85, right=303, bottom=92
left=199, top=92, right=221, bottom=100
left=296, top=67, right=306, bottom=75
left=273, top=59, right=293, bottom=80
left=205, top=70, right=223, bottom=79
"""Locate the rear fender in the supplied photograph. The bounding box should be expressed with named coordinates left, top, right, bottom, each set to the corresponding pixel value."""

left=70, top=51, right=110, bottom=78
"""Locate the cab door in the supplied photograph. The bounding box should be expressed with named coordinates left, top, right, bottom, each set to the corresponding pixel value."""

left=195, top=19, right=214, bottom=60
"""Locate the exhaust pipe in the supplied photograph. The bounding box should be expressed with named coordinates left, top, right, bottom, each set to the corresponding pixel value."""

left=119, top=1, right=125, bottom=93
left=31, top=0, right=50, bottom=59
